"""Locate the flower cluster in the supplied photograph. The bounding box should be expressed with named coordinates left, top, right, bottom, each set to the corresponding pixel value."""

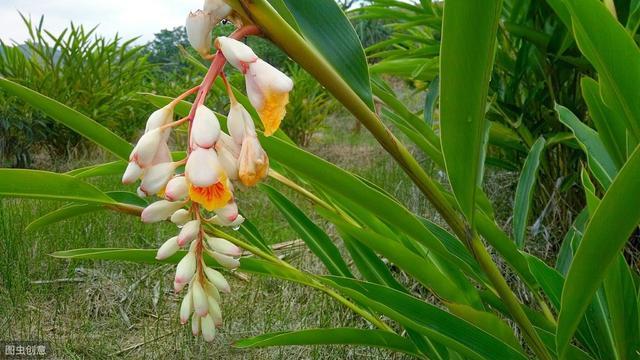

left=121, top=0, right=293, bottom=341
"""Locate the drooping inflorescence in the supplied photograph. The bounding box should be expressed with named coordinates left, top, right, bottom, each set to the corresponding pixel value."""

left=121, top=0, right=293, bottom=341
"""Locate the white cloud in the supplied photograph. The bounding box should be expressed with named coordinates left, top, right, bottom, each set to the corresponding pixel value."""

left=0, top=0, right=204, bottom=44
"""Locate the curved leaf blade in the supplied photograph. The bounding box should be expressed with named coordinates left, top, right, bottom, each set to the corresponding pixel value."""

left=0, top=169, right=117, bottom=205
left=233, top=328, right=421, bottom=357
left=439, top=0, right=502, bottom=223
left=513, top=137, right=546, bottom=248
left=557, top=144, right=640, bottom=357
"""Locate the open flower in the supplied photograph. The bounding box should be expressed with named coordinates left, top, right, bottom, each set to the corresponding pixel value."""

left=245, top=59, right=293, bottom=136
left=185, top=148, right=231, bottom=211
left=238, top=135, right=269, bottom=187
left=186, top=10, right=214, bottom=57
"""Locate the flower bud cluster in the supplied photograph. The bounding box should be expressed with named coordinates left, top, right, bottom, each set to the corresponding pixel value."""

left=123, top=0, right=293, bottom=342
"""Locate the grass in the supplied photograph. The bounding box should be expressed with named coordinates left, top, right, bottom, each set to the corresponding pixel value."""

left=0, top=103, right=419, bottom=359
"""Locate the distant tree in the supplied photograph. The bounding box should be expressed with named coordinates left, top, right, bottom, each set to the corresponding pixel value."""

left=146, top=26, right=189, bottom=72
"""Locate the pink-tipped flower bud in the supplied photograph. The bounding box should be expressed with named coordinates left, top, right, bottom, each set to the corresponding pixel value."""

left=207, top=297, right=223, bottom=327
left=129, top=128, right=164, bottom=167
left=140, top=162, right=178, bottom=196
left=207, top=235, right=242, bottom=257
left=215, top=36, right=258, bottom=72
left=209, top=214, right=245, bottom=227
left=141, top=200, right=184, bottom=223
left=170, top=209, right=191, bottom=225
left=145, top=106, right=173, bottom=133
left=214, top=200, right=239, bottom=223
left=179, top=288, right=194, bottom=324
left=211, top=251, right=240, bottom=269
left=156, top=236, right=180, bottom=260
left=204, top=267, right=231, bottom=293
left=192, top=280, right=209, bottom=317
left=227, top=102, right=256, bottom=145
left=175, top=251, right=197, bottom=286
left=178, top=220, right=201, bottom=246
left=200, top=314, right=216, bottom=342
left=165, top=176, right=189, bottom=201
left=122, top=161, right=144, bottom=184
left=191, top=313, right=201, bottom=336
left=186, top=10, right=214, bottom=57
left=191, top=105, right=221, bottom=149
left=185, top=147, right=222, bottom=187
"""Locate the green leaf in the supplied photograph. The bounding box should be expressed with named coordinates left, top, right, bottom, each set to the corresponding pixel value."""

left=26, top=204, right=103, bottom=232
left=324, top=276, right=527, bottom=360
left=563, top=0, right=640, bottom=140
left=556, top=144, right=640, bottom=357
left=580, top=168, right=599, bottom=217
left=556, top=104, right=618, bottom=189
left=423, top=75, right=440, bottom=126
left=261, top=184, right=352, bottom=277
left=50, top=248, right=192, bottom=265
left=67, top=160, right=127, bottom=178
left=439, top=0, right=502, bottom=223
left=581, top=77, right=627, bottom=167
left=233, top=328, right=421, bottom=357
left=447, top=303, right=521, bottom=351
left=0, top=77, right=132, bottom=160
left=0, top=169, right=117, bottom=205
left=513, top=137, right=545, bottom=248
left=277, top=0, right=374, bottom=109
left=259, top=134, right=476, bottom=277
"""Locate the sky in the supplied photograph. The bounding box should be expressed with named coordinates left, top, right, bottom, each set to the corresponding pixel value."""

left=0, top=0, right=205, bottom=44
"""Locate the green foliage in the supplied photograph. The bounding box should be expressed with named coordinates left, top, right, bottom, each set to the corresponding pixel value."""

left=0, top=15, right=151, bottom=167
left=2, top=0, right=640, bottom=359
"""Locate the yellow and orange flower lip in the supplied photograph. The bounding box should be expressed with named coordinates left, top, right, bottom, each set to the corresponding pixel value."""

left=189, top=176, right=232, bottom=211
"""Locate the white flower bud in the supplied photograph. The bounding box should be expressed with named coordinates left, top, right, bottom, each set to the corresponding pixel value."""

left=170, top=209, right=191, bottom=225
left=215, top=134, right=239, bottom=180
left=227, top=102, right=255, bottom=145
left=178, top=220, right=201, bottom=246
left=122, top=161, right=144, bottom=184
left=165, top=176, right=189, bottom=201
left=204, top=267, right=231, bottom=293
left=207, top=236, right=242, bottom=256
left=145, top=106, right=173, bottom=132
left=175, top=251, right=197, bottom=285
left=130, top=128, right=164, bottom=167
left=179, top=288, right=194, bottom=324
left=211, top=251, right=240, bottom=269
left=174, top=280, right=187, bottom=293
left=191, top=313, right=201, bottom=336
left=156, top=236, right=180, bottom=260
left=151, top=142, right=172, bottom=165
left=200, top=314, right=216, bottom=342
left=192, top=280, right=209, bottom=317
left=185, top=147, right=222, bottom=187
left=203, top=279, right=221, bottom=302
left=140, top=162, right=177, bottom=195
left=186, top=10, right=214, bottom=57
left=208, top=214, right=245, bottom=227
left=141, top=200, right=184, bottom=223
left=191, top=105, right=221, bottom=149
left=216, top=36, right=258, bottom=71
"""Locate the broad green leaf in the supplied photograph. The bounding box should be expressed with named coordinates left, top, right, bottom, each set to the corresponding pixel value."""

left=50, top=248, right=196, bottom=265
left=556, top=104, right=618, bottom=189
left=26, top=191, right=146, bottom=231
left=557, top=144, right=640, bottom=357
left=275, top=0, right=374, bottom=109
left=563, top=0, right=640, bottom=139
left=261, top=184, right=352, bottom=277
left=439, top=0, right=502, bottom=223
left=26, top=204, right=103, bottom=232
left=447, top=303, right=521, bottom=351
left=332, top=216, right=482, bottom=307
left=324, top=276, right=527, bottom=360
left=233, top=328, right=421, bottom=357
left=0, top=169, right=116, bottom=205
left=67, top=160, right=127, bottom=178
left=580, top=168, right=599, bottom=217
left=236, top=216, right=273, bottom=254
left=0, top=77, right=132, bottom=160
left=581, top=77, right=627, bottom=167
left=513, top=137, right=545, bottom=248
left=259, top=134, right=476, bottom=277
